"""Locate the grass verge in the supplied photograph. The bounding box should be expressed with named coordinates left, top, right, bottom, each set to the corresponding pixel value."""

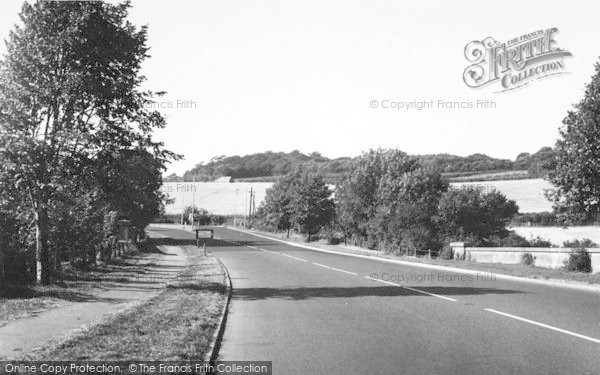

left=21, top=248, right=228, bottom=361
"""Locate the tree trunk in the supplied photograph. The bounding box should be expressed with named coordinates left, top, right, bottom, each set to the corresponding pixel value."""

left=35, top=206, right=51, bottom=284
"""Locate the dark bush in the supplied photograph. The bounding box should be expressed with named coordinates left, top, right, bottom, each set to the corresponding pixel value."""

left=209, top=214, right=226, bottom=225
left=520, top=252, right=535, bottom=266
left=565, top=248, right=592, bottom=273
left=489, top=231, right=530, bottom=247
left=437, top=246, right=453, bottom=260
left=511, top=212, right=558, bottom=226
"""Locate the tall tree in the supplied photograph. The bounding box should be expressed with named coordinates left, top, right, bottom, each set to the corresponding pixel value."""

left=336, top=149, right=419, bottom=243
left=259, top=173, right=297, bottom=236
left=548, top=61, right=600, bottom=224
left=0, top=1, right=176, bottom=283
left=290, top=173, right=335, bottom=241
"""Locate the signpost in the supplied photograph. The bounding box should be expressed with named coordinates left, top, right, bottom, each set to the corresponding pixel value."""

left=195, top=228, right=213, bottom=256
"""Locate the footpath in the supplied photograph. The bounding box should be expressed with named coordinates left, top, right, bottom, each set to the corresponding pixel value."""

left=0, top=228, right=186, bottom=359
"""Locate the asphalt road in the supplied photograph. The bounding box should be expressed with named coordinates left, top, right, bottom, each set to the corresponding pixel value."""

left=151, top=226, right=600, bottom=375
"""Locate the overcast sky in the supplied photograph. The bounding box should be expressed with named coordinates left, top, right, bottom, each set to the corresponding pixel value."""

left=1, top=0, right=599, bottom=175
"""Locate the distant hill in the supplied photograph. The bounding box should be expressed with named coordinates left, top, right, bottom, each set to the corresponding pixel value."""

left=165, top=147, right=556, bottom=183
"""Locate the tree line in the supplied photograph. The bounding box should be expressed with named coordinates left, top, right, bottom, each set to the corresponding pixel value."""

left=0, top=2, right=177, bottom=284
left=168, top=147, right=556, bottom=183
left=254, top=149, right=520, bottom=255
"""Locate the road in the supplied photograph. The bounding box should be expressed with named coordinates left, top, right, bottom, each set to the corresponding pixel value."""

left=151, top=225, right=600, bottom=375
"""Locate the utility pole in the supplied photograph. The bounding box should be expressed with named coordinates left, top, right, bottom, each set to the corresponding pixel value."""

left=248, top=187, right=254, bottom=225
left=234, top=188, right=239, bottom=227
left=192, top=176, right=195, bottom=227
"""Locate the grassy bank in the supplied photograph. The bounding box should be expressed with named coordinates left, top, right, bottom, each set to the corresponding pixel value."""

left=8, top=240, right=229, bottom=361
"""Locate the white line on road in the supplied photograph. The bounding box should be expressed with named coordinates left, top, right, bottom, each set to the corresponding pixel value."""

left=364, top=276, right=457, bottom=302
left=484, top=308, right=600, bottom=344
left=259, top=248, right=279, bottom=255
left=403, top=286, right=457, bottom=302
left=328, top=267, right=358, bottom=276
left=312, top=262, right=332, bottom=269
left=366, top=276, right=399, bottom=287
left=281, top=253, right=309, bottom=262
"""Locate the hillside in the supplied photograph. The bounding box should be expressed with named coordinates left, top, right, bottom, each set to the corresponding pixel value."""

left=165, top=147, right=556, bottom=182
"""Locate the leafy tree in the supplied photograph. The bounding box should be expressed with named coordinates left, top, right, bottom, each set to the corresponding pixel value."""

left=259, top=173, right=297, bottom=236
left=370, top=168, right=448, bottom=253
left=257, top=171, right=334, bottom=240
left=548, top=62, right=600, bottom=224
left=290, top=173, right=335, bottom=241
left=0, top=2, right=176, bottom=283
left=96, top=148, right=166, bottom=230
left=436, top=186, right=519, bottom=245
left=336, top=149, right=419, bottom=244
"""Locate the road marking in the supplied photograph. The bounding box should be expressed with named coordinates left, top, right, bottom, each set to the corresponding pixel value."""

left=364, top=276, right=457, bottom=302
left=259, top=248, right=279, bottom=254
left=226, top=227, right=600, bottom=294
left=281, top=253, right=309, bottom=262
left=247, top=245, right=258, bottom=249
left=484, top=308, right=600, bottom=344
left=328, top=267, right=358, bottom=276
left=366, top=276, right=398, bottom=286
left=312, top=262, right=332, bottom=269
left=403, top=286, right=457, bottom=302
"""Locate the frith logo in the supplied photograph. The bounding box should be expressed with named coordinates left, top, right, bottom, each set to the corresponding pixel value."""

left=463, top=28, right=572, bottom=92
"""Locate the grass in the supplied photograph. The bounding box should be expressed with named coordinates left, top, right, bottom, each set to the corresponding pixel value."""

left=20, top=246, right=228, bottom=361
left=0, top=280, right=106, bottom=328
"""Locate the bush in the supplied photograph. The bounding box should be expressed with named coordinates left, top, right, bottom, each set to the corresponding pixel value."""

left=565, top=248, right=592, bottom=272
left=563, top=238, right=598, bottom=248
left=489, top=231, right=530, bottom=247
left=520, top=252, right=535, bottom=266
left=323, top=228, right=344, bottom=245
left=209, top=214, right=226, bottom=225
left=511, top=212, right=558, bottom=226
left=438, top=246, right=453, bottom=260
left=528, top=236, right=554, bottom=247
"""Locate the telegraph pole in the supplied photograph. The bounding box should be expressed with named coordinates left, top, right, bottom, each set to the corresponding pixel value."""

left=248, top=187, right=254, bottom=224
left=192, top=176, right=195, bottom=227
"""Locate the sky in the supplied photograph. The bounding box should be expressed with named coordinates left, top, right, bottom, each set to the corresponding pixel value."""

left=0, top=0, right=599, bottom=176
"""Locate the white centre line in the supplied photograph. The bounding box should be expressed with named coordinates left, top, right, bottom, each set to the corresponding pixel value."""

left=281, top=253, right=309, bottom=262
left=259, top=248, right=279, bottom=254
left=364, top=276, right=457, bottom=302
left=312, top=262, right=332, bottom=269
left=484, top=308, right=600, bottom=345
left=366, top=276, right=398, bottom=287
left=328, top=267, right=358, bottom=276
left=403, top=286, right=457, bottom=302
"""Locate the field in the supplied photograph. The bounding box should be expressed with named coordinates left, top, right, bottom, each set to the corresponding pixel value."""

left=452, top=178, right=554, bottom=213
left=162, top=178, right=554, bottom=215
left=511, top=226, right=600, bottom=247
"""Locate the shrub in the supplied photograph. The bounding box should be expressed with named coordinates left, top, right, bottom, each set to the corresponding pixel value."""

left=209, top=214, right=226, bottom=225
left=438, top=246, right=453, bottom=260
left=563, top=238, right=598, bottom=248
left=324, top=229, right=344, bottom=245
left=565, top=248, right=592, bottom=273
left=490, top=231, right=530, bottom=247
left=511, top=212, right=558, bottom=226
left=528, top=236, right=554, bottom=247
left=520, top=252, right=535, bottom=266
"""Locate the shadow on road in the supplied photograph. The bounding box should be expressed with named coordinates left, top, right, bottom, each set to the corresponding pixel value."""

left=232, top=286, right=523, bottom=301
